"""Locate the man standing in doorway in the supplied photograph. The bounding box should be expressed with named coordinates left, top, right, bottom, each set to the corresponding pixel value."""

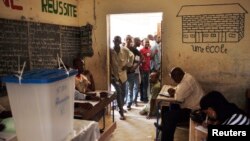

left=150, top=35, right=161, bottom=72
left=110, top=36, right=134, bottom=120
left=140, top=39, right=151, bottom=103
left=125, top=35, right=142, bottom=109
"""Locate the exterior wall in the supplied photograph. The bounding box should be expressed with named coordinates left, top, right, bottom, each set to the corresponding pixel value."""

left=79, top=0, right=250, bottom=110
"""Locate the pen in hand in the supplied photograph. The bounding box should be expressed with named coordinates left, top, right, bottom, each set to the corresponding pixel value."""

left=202, top=115, right=208, bottom=127
left=205, top=115, right=208, bottom=124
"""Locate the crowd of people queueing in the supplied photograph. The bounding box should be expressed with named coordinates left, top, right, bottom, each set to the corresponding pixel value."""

left=110, top=34, right=162, bottom=120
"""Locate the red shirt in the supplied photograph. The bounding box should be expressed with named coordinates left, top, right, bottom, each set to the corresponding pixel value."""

left=140, top=47, right=151, bottom=72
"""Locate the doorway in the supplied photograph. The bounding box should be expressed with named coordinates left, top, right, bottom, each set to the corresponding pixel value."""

left=108, top=12, right=163, bottom=47
left=107, top=12, right=163, bottom=93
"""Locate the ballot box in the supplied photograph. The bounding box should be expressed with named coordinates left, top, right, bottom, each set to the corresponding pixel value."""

left=1, top=69, right=77, bottom=141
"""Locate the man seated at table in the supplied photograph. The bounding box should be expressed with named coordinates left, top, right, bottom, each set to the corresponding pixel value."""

left=73, top=56, right=95, bottom=93
left=157, top=67, right=205, bottom=141
left=139, top=71, right=161, bottom=119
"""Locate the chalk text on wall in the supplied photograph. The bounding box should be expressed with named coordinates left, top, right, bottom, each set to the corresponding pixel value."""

left=41, top=0, right=77, bottom=17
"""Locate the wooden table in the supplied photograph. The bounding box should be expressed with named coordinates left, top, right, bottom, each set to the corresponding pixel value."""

left=74, top=91, right=116, bottom=120
left=189, top=119, right=207, bottom=141
left=74, top=90, right=117, bottom=141
left=155, top=94, right=178, bottom=140
left=154, top=85, right=186, bottom=140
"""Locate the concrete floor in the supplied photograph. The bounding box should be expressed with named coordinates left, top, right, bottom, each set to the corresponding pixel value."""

left=106, top=102, right=189, bottom=141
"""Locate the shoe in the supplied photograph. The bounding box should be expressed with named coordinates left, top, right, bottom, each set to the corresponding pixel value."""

left=127, top=106, right=132, bottom=111
left=139, top=110, right=147, bottom=115
left=120, top=109, right=127, bottom=113
left=154, top=122, right=162, bottom=131
left=99, top=129, right=104, bottom=133
left=0, top=124, right=5, bottom=131
left=134, top=103, right=138, bottom=107
left=120, top=116, right=126, bottom=120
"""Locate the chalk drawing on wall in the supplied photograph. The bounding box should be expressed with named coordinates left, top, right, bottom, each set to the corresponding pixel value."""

left=177, top=3, right=248, bottom=43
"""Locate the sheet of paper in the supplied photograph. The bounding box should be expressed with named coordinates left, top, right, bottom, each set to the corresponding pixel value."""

left=195, top=125, right=208, bottom=133
left=159, top=85, right=171, bottom=97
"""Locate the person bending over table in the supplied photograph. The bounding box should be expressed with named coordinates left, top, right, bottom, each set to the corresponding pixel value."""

left=110, top=36, right=134, bottom=120
left=158, top=67, right=205, bottom=141
left=200, top=90, right=250, bottom=126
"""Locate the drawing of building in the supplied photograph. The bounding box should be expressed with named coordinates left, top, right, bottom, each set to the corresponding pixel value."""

left=177, top=3, right=248, bottom=43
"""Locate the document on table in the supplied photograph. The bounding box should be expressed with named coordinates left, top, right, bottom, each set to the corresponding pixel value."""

left=159, top=85, right=171, bottom=97
left=195, top=125, right=208, bottom=133
left=74, top=100, right=99, bottom=106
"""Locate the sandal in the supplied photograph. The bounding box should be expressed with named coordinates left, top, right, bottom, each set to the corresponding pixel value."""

left=120, top=116, right=126, bottom=120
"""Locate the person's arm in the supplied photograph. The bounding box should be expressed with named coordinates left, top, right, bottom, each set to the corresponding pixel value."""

left=130, top=50, right=142, bottom=71
left=127, top=49, right=134, bottom=67
left=122, top=48, right=134, bottom=70
left=83, top=70, right=95, bottom=91
left=110, top=51, right=120, bottom=82
left=150, top=46, right=157, bottom=59
left=168, top=88, right=176, bottom=97
left=88, top=74, right=95, bottom=91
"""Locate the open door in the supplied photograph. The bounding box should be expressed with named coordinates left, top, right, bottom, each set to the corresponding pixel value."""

left=107, top=12, right=163, bottom=99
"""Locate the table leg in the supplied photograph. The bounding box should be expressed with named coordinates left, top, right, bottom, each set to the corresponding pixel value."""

left=155, top=100, right=163, bottom=141
left=99, top=108, right=106, bottom=132
left=112, top=101, right=115, bottom=122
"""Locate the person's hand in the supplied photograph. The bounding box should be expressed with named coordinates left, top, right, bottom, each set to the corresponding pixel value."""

left=202, top=119, right=219, bottom=127
left=114, top=78, right=122, bottom=87
left=127, top=66, right=136, bottom=73
left=122, top=66, right=127, bottom=71
left=168, top=88, right=175, bottom=97
left=202, top=120, right=208, bottom=128
left=154, top=49, right=158, bottom=54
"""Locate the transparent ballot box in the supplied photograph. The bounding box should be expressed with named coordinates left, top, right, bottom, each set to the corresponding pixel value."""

left=1, top=69, right=77, bottom=141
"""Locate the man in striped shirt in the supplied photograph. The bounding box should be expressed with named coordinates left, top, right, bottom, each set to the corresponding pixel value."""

left=200, top=91, right=250, bottom=125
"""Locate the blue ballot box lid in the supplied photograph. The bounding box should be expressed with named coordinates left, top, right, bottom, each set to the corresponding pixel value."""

left=1, top=69, right=78, bottom=84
